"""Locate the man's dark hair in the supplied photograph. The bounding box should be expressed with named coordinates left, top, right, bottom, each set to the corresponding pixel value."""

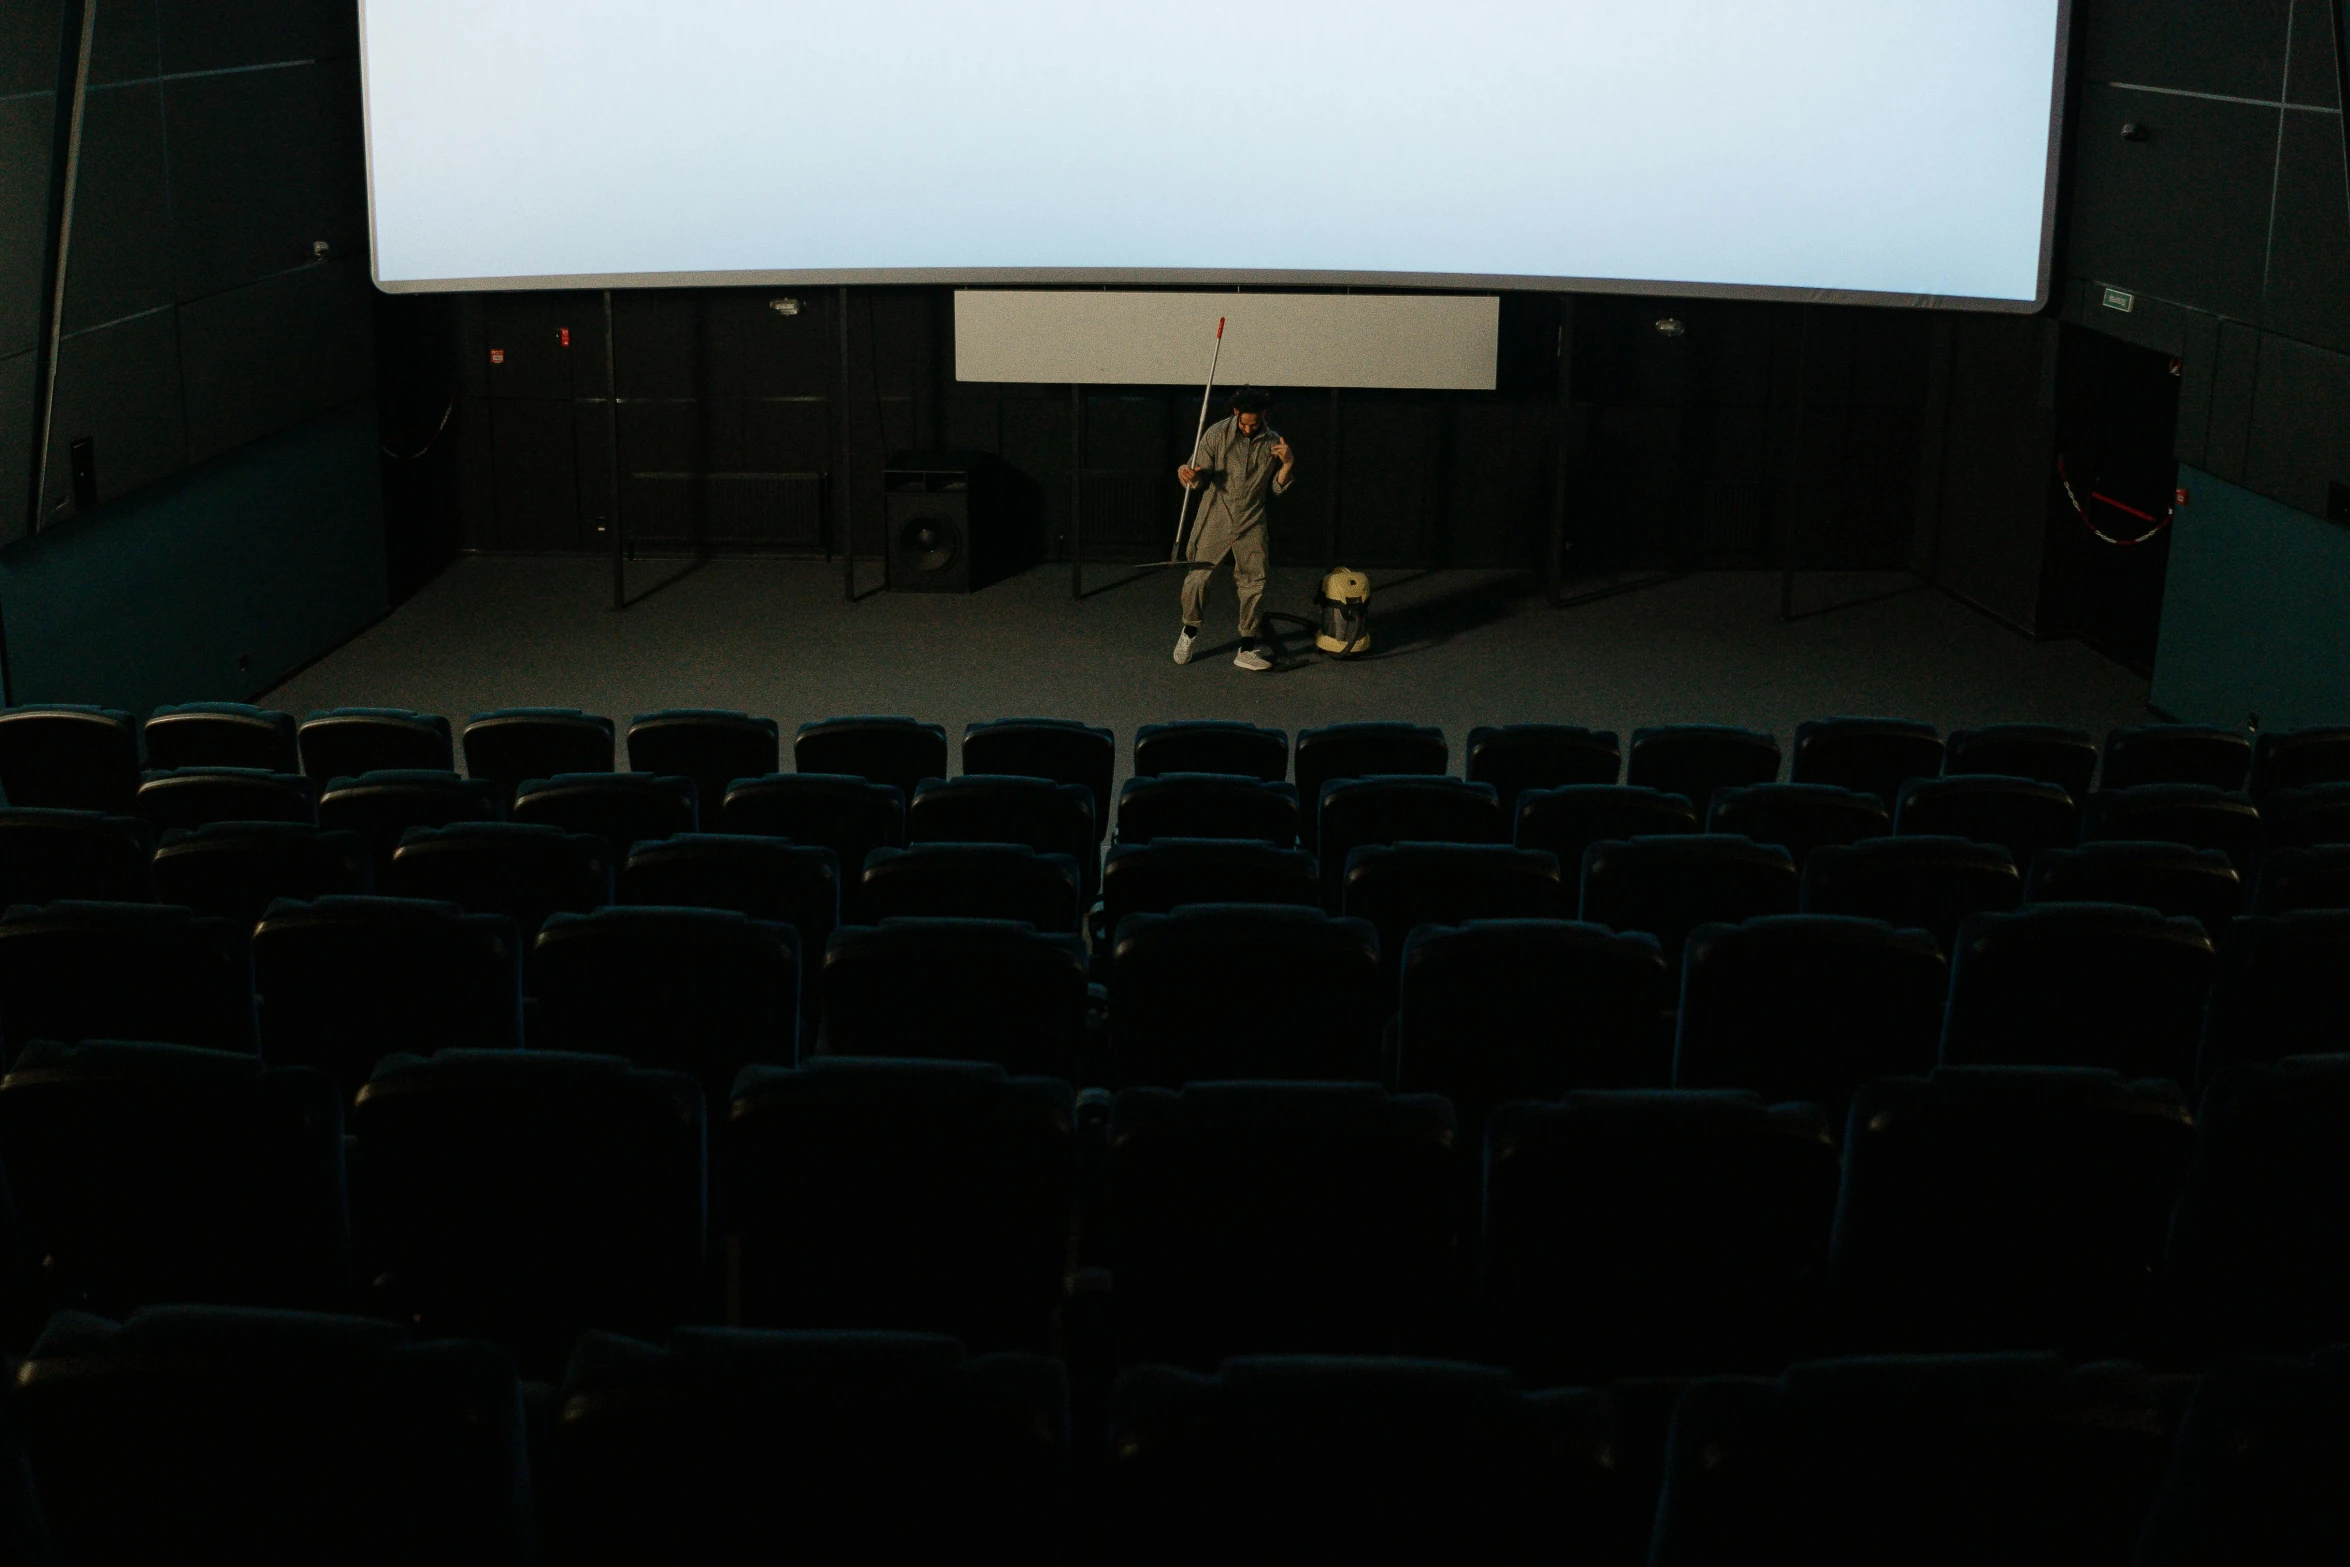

left=1228, top=385, right=1272, bottom=414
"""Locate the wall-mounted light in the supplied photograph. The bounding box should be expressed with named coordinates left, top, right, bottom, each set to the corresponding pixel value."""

left=2120, top=122, right=2150, bottom=142
left=312, top=239, right=331, bottom=258
left=770, top=298, right=801, bottom=316
left=1654, top=317, right=1686, bottom=338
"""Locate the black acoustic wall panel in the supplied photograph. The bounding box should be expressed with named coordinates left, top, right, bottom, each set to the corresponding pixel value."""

left=2244, top=336, right=2350, bottom=519
left=179, top=260, right=374, bottom=463
left=2081, top=0, right=2293, bottom=101
left=0, top=86, right=54, bottom=358
left=41, top=306, right=186, bottom=516
left=2262, top=94, right=2350, bottom=353
left=158, top=0, right=357, bottom=74
left=490, top=397, right=583, bottom=550
left=163, top=62, right=366, bottom=301
left=2067, top=86, right=2279, bottom=324
left=57, top=81, right=173, bottom=335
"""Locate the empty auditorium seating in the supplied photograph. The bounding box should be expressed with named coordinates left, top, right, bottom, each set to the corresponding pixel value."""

left=1626, top=723, right=1780, bottom=812
left=1096, top=837, right=1321, bottom=946
left=2136, top=1348, right=2350, bottom=1566
left=724, top=1060, right=1077, bottom=1350
left=2082, top=783, right=2263, bottom=868
left=1707, top=782, right=1889, bottom=867
left=2251, top=843, right=2350, bottom=914
left=510, top=770, right=696, bottom=850
left=2166, top=1054, right=2350, bottom=1359
left=794, top=715, right=948, bottom=800
left=1514, top=782, right=1699, bottom=868
left=384, top=821, right=613, bottom=938
left=1293, top=722, right=1447, bottom=852
left=1114, top=771, right=1299, bottom=846
left=1831, top=1068, right=2194, bottom=1355
left=11, top=1306, right=532, bottom=1565
left=961, top=718, right=1116, bottom=839
left=1894, top=773, right=2079, bottom=868
left=1340, top=843, right=1565, bottom=975
left=1484, top=1091, right=1839, bottom=1381
left=546, top=1328, right=1068, bottom=1565
left=316, top=768, right=499, bottom=881
left=459, top=707, right=615, bottom=803
left=1464, top=723, right=1622, bottom=819
left=2261, top=781, right=2350, bottom=851
left=820, top=919, right=1090, bottom=1080
left=0, top=706, right=140, bottom=814
left=1791, top=716, right=1945, bottom=807
left=534, top=907, right=798, bottom=1104
left=1649, top=1354, right=2173, bottom=1565
left=908, top=775, right=1096, bottom=894
left=1801, top=835, right=2022, bottom=950
left=142, top=702, right=299, bottom=773
left=620, top=832, right=838, bottom=928
left=1106, top=1358, right=1629, bottom=1561
left=2102, top=722, right=2251, bottom=792
left=2025, top=841, right=2243, bottom=933
left=1316, top=776, right=1506, bottom=906
left=1579, top=835, right=1799, bottom=975
left=133, top=766, right=316, bottom=831
left=251, top=897, right=521, bottom=1099
left=719, top=772, right=904, bottom=875
left=1940, top=904, right=2214, bottom=1082
left=622, top=709, right=779, bottom=812
left=1674, top=916, right=1946, bottom=1123
left=855, top=842, right=1082, bottom=931
left=1104, top=1083, right=1458, bottom=1366
left=1396, top=922, right=1671, bottom=1117
left=295, top=706, right=454, bottom=782
left=2249, top=725, right=2350, bottom=802
left=151, top=822, right=370, bottom=926
left=349, top=1049, right=704, bottom=1374
left=0, top=1040, right=347, bottom=1318
left=1942, top=722, right=2099, bottom=799
left=0, top=808, right=152, bottom=906
left=2197, top=914, right=2350, bottom=1085
left=0, top=902, right=251, bottom=1060
left=1110, top=905, right=1385, bottom=1084
left=1132, top=718, right=1288, bottom=781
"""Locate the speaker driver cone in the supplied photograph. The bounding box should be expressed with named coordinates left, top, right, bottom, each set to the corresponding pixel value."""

left=898, top=514, right=960, bottom=574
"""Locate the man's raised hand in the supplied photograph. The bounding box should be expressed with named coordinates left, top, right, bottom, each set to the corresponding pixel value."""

left=1271, top=437, right=1293, bottom=466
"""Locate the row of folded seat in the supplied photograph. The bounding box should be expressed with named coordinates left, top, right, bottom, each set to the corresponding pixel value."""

left=5, top=1311, right=2340, bottom=1565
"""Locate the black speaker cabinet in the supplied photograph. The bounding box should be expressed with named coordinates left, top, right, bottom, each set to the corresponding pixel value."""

left=884, top=452, right=991, bottom=593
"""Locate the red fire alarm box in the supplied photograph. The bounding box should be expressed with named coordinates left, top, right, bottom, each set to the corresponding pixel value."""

left=489, top=348, right=505, bottom=365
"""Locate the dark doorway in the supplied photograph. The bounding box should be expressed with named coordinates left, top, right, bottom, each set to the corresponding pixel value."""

left=2047, top=327, right=2181, bottom=674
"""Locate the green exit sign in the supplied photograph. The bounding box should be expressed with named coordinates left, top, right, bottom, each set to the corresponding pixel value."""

left=2101, top=286, right=2135, bottom=313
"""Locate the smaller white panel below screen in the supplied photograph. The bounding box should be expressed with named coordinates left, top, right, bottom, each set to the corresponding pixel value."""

left=954, top=293, right=1500, bottom=389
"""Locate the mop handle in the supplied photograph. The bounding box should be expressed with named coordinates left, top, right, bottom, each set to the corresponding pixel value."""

left=1170, top=317, right=1226, bottom=561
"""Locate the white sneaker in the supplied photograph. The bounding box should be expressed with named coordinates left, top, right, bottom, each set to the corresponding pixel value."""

left=1233, top=645, right=1272, bottom=672
left=1172, top=627, right=1199, bottom=665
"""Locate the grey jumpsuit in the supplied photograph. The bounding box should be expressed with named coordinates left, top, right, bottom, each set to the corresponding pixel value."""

left=1180, top=414, right=1291, bottom=638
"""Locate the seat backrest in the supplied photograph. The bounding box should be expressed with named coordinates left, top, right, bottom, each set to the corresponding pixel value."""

left=1099, top=838, right=1321, bottom=940
left=13, top=1306, right=530, bottom=1566
left=1110, top=905, right=1386, bottom=1085
left=0, top=901, right=252, bottom=1060
left=316, top=768, right=500, bottom=881
left=1942, top=723, right=2098, bottom=800
left=1831, top=1067, right=2194, bottom=1355
left=819, top=919, right=1090, bottom=1080
left=2102, top=723, right=2251, bottom=792
left=1707, top=783, right=1890, bottom=868
left=1893, top=774, right=2079, bottom=871
left=2136, top=1349, right=2350, bottom=1566
left=1115, top=772, right=1299, bottom=847
left=856, top=843, right=1083, bottom=931
left=1790, top=717, right=1946, bottom=806
left=1625, top=724, right=1780, bottom=809
left=134, top=767, right=318, bottom=831
left=719, top=773, right=905, bottom=874
left=1484, top=1091, right=1839, bottom=1381
left=1578, top=835, right=1799, bottom=976
left=1132, top=719, right=1288, bottom=782
left=961, top=719, right=1116, bottom=840
left=2197, top=912, right=2350, bottom=1086
left=2025, top=841, right=2242, bottom=934
left=460, top=708, right=616, bottom=802
left=2250, top=725, right=2350, bottom=802
left=546, top=1327, right=1068, bottom=1565
left=511, top=771, right=698, bottom=847
left=1941, top=903, right=2214, bottom=1082
left=252, top=896, right=523, bottom=1100
left=0, top=1040, right=347, bottom=1319
left=1464, top=724, right=1622, bottom=821
left=296, top=708, right=454, bottom=783
left=619, top=832, right=839, bottom=934
left=144, top=703, right=299, bottom=774
left=1800, top=835, right=2021, bottom=951
left=907, top=776, right=1097, bottom=891
left=794, top=716, right=949, bottom=801
left=623, top=709, right=780, bottom=812
left=1316, top=776, right=1505, bottom=906
left=384, top=822, right=614, bottom=938
left=0, top=706, right=141, bottom=814
left=2260, top=781, right=2350, bottom=852
left=1341, top=843, right=1565, bottom=972
left=2081, top=784, right=2263, bottom=868
left=724, top=1060, right=1078, bottom=1351
left=151, top=822, right=370, bottom=926
left=1675, top=916, right=1946, bottom=1124
left=1516, top=783, right=1700, bottom=867
left=0, top=807, right=154, bottom=906
left=1293, top=723, right=1447, bottom=853
left=2251, top=842, right=2350, bottom=914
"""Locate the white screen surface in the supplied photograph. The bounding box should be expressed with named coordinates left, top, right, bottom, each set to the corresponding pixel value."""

left=359, top=0, right=2068, bottom=308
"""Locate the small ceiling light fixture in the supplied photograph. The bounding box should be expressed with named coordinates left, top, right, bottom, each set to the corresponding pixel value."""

left=769, top=298, right=802, bottom=316
left=1654, top=317, right=1686, bottom=338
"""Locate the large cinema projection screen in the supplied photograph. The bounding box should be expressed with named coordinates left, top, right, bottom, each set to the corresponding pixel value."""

left=359, top=0, right=2070, bottom=311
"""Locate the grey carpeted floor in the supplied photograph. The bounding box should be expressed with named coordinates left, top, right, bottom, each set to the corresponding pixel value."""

left=269, top=556, right=2152, bottom=785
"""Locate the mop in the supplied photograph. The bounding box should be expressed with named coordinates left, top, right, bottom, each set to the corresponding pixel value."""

left=1168, top=317, right=1226, bottom=563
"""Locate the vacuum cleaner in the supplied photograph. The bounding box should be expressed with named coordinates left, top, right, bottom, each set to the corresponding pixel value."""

left=1315, top=568, right=1371, bottom=656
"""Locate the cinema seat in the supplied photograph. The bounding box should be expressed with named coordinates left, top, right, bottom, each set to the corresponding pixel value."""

left=316, top=768, right=500, bottom=882
left=2082, top=784, right=2263, bottom=870
left=1940, top=904, right=2213, bottom=1082
left=252, top=896, right=522, bottom=1100
left=1110, top=905, right=1384, bottom=1085
left=1674, top=916, right=1945, bottom=1125
left=2251, top=843, right=2350, bottom=914
left=1514, top=783, right=1699, bottom=869
left=1791, top=717, right=1945, bottom=808
left=2024, top=841, right=2243, bottom=934
left=855, top=843, right=1083, bottom=932
left=0, top=1040, right=347, bottom=1319
left=2197, top=913, right=2350, bottom=1086
left=1484, top=1091, right=1840, bottom=1382
left=1578, top=835, right=1798, bottom=977
left=1104, top=1083, right=1458, bottom=1366
left=2260, top=781, right=2350, bottom=852
left=511, top=771, right=697, bottom=848
left=0, top=808, right=153, bottom=906
left=794, top=715, right=949, bottom=801
left=1465, top=723, right=1622, bottom=820
left=2250, top=725, right=2350, bottom=802
left=296, top=707, right=455, bottom=783
left=1649, top=1354, right=2173, bottom=1566
left=1133, top=718, right=1289, bottom=781
left=2102, top=722, right=2252, bottom=792
left=134, top=767, right=316, bottom=831
left=384, top=821, right=613, bottom=939
left=1106, top=1358, right=1629, bottom=1562
left=962, top=718, right=1116, bottom=840
left=143, top=703, right=299, bottom=774
left=623, top=709, right=780, bottom=814
left=0, top=902, right=251, bottom=1061
left=1293, top=723, right=1448, bottom=854
left=1625, top=724, right=1780, bottom=815
left=151, top=822, right=370, bottom=927
left=545, top=1328, right=1067, bottom=1566
left=1114, top=772, right=1299, bottom=847
left=820, top=919, right=1090, bottom=1081
left=460, top=708, right=616, bottom=804
left=1800, top=835, right=2022, bottom=951
left=720, top=772, right=904, bottom=876
left=1831, top=1068, right=2193, bottom=1356
left=724, top=1060, right=1077, bottom=1351
left=1315, top=776, right=1506, bottom=908
left=1942, top=722, right=2098, bottom=800
left=907, top=775, right=1097, bottom=894
left=1893, top=774, right=2079, bottom=870
left=11, top=1307, right=531, bottom=1566
left=1340, top=843, right=1565, bottom=980
left=620, top=833, right=839, bottom=933
left=1096, top=838, right=1321, bottom=948
left=2136, top=1349, right=2350, bottom=1566
left=350, top=1049, right=705, bottom=1376
left=534, top=907, right=799, bottom=1106
left=0, top=706, right=140, bottom=814
left=1707, top=782, right=1889, bottom=868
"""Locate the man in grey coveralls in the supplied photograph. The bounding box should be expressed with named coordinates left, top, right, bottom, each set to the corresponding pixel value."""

left=1173, top=386, right=1294, bottom=672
